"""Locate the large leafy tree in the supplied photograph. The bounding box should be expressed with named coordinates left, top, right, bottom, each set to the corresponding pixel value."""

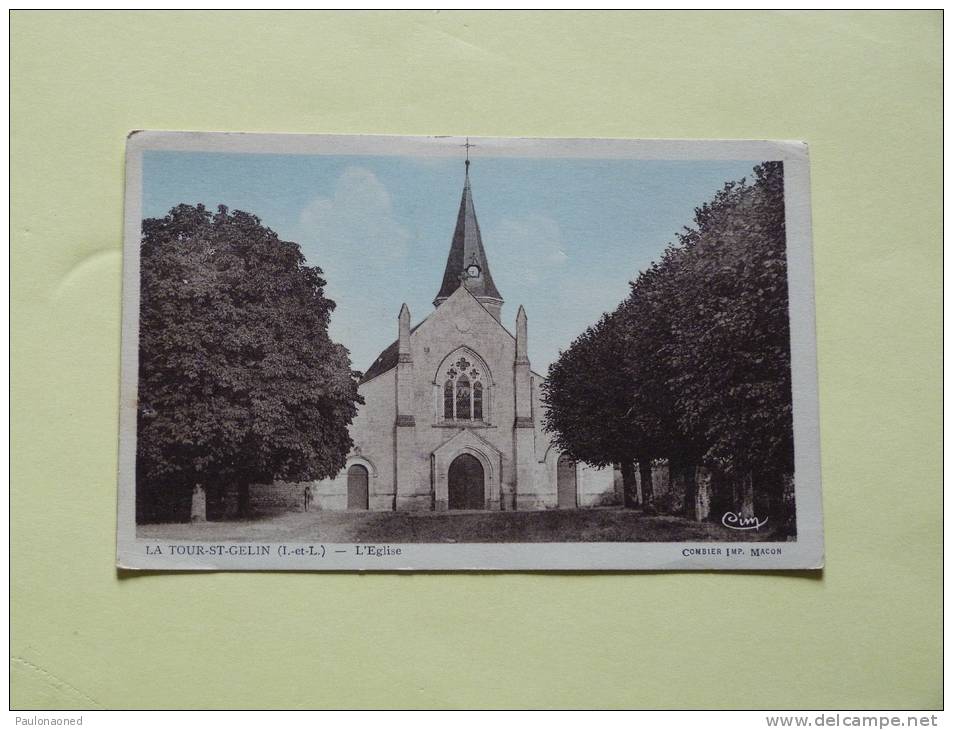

left=544, top=162, right=793, bottom=524
left=136, top=204, right=362, bottom=521
left=542, top=307, right=647, bottom=507
left=664, top=162, right=792, bottom=519
left=617, top=254, right=704, bottom=514
left=543, top=264, right=695, bottom=511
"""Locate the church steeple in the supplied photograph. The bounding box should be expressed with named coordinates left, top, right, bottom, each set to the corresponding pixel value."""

left=433, top=158, right=504, bottom=321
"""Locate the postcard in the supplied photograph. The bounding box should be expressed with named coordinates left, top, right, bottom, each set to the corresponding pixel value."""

left=117, top=132, right=822, bottom=570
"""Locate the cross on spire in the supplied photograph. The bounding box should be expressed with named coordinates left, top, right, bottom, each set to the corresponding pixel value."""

left=463, top=137, right=475, bottom=169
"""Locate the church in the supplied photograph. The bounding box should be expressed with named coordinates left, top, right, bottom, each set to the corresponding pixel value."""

left=313, top=161, right=620, bottom=512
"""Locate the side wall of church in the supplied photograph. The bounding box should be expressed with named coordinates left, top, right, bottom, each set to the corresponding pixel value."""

left=533, top=382, right=622, bottom=509
left=313, top=370, right=396, bottom=511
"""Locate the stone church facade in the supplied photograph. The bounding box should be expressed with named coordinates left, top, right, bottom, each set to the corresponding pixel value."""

left=313, top=163, right=620, bottom=512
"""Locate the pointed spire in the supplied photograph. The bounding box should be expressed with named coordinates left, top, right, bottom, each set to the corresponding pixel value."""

left=433, top=158, right=504, bottom=320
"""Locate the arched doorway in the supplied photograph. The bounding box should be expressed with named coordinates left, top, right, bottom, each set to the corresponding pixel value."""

left=346, top=464, right=369, bottom=510
left=448, top=454, right=485, bottom=510
left=557, top=453, right=577, bottom=509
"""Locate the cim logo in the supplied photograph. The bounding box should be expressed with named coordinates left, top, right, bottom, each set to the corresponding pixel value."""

left=722, top=511, right=769, bottom=531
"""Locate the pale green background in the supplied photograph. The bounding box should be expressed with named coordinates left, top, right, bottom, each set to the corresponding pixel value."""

left=11, top=11, right=941, bottom=709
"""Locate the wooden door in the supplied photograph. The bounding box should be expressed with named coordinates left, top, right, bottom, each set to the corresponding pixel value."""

left=448, top=454, right=484, bottom=510
left=557, top=453, right=577, bottom=509
left=347, top=464, right=369, bottom=510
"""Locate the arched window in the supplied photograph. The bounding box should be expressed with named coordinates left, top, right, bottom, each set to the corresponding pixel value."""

left=455, top=375, right=471, bottom=420
left=473, top=381, right=483, bottom=421
left=440, top=355, right=488, bottom=422
left=443, top=380, right=454, bottom=420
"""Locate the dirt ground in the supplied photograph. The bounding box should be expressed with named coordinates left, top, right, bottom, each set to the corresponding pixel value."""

left=137, top=507, right=785, bottom=543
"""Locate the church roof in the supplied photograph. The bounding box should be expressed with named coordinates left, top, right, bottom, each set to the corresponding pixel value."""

left=359, top=319, right=426, bottom=384
left=433, top=165, right=503, bottom=305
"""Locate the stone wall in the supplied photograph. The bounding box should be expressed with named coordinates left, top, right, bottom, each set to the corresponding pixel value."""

left=251, top=481, right=308, bottom=515
left=577, top=463, right=622, bottom=507
left=214, top=481, right=308, bottom=518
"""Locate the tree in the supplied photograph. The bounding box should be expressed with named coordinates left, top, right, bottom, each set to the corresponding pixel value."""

left=663, top=162, right=793, bottom=526
left=135, top=204, right=362, bottom=522
left=542, top=307, right=646, bottom=507
left=543, top=162, right=794, bottom=528
left=617, top=253, right=704, bottom=515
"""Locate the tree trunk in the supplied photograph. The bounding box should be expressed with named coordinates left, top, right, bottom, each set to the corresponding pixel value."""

left=667, top=459, right=688, bottom=515
left=694, top=467, right=713, bottom=522
left=708, top=468, right=730, bottom=522
left=164, top=479, right=194, bottom=523
left=638, top=458, right=655, bottom=513
left=680, top=461, right=699, bottom=520
left=739, top=471, right=755, bottom=519
left=620, top=461, right=639, bottom=509
left=237, top=481, right=251, bottom=518
left=773, top=472, right=796, bottom=538
left=204, top=481, right=225, bottom=521
left=783, top=471, right=796, bottom=528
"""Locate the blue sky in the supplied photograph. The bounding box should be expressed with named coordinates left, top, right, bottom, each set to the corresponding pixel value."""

left=142, top=151, right=761, bottom=373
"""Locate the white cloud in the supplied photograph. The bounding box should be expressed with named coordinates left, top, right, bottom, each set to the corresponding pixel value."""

left=299, top=166, right=411, bottom=270
left=296, top=167, right=413, bottom=371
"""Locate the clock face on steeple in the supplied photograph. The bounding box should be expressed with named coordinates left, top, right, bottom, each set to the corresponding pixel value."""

left=466, top=264, right=481, bottom=278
